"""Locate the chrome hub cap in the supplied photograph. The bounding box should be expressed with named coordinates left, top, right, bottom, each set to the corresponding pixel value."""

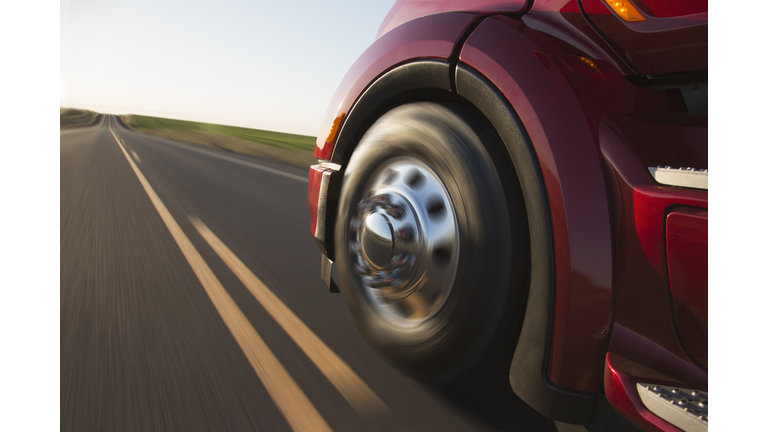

left=360, top=213, right=394, bottom=269
left=349, top=157, right=459, bottom=327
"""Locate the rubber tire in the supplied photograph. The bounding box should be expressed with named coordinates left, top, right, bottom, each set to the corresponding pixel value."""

left=335, top=102, right=529, bottom=384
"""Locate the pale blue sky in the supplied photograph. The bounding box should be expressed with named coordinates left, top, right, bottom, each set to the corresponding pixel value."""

left=61, top=0, right=397, bottom=136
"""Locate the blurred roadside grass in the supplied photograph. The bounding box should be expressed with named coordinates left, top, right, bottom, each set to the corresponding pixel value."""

left=121, top=115, right=317, bottom=168
left=60, top=108, right=101, bottom=129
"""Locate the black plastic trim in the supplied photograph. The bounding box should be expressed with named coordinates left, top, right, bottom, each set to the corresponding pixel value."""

left=321, top=61, right=454, bottom=260
left=329, top=61, right=453, bottom=166
left=448, top=15, right=489, bottom=92
left=455, top=63, right=596, bottom=424
left=586, top=394, right=644, bottom=432
left=626, top=70, right=708, bottom=114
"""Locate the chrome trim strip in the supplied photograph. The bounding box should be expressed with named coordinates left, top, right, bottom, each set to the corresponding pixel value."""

left=648, top=166, right=708, bottom=190
left=318, top=161, right=342, bottom=171
left=314, top=169, right=332, bottom=241
left=313, top=164, right=342, bottom=243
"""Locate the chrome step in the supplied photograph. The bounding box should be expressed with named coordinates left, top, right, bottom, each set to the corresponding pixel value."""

left=648, top=166, right=708, bottom=190
left=636, top=383, right=708, bottom=432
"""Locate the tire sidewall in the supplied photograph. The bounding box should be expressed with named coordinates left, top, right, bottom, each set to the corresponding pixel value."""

left=335, top=103, right=520, bottom=383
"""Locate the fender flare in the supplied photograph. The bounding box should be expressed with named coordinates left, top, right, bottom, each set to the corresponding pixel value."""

left=319, top=60, right=454, bottom=259
left=455, top=64, right=596, bottom=424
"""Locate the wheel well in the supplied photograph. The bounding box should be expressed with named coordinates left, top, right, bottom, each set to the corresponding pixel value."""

left=330, top=61, right=533, bottom=377
left=327, top=58, right=598, bottom=423
left=329, top=83, right=526, bottom=272
left=328, top=60, right=527, bottom=271
left=334, top=87, right=465, bottom=167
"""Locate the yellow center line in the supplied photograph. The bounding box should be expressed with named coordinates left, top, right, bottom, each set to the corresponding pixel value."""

left=189, top=217, right=389, bottom=417
left=110, top=128, right=331, bottom=432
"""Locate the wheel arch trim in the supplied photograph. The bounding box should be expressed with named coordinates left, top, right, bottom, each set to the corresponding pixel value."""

left=455, top=63, right=596, bottom=424
left=314, top=12, right=478, bottom=160
left=317, top=60, right=454, bottom=260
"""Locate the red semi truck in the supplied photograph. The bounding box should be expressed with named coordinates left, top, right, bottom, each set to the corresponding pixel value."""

left=308, top=1, right=707, bottom=430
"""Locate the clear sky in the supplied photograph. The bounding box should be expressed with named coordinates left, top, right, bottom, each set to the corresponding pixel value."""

left=61, top=0, right=397, bottom=136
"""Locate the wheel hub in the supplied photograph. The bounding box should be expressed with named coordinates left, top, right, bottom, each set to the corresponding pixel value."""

left=351, top=192, right=420, bottom=296
left=360, top=213, right=394, bottom=269
left=349, top=157, right=459, bottom=326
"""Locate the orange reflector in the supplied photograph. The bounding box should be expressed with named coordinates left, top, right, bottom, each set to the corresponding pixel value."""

left=606, top=0, right=645, bottom=22
left=326, top=113, right=345, bottom=143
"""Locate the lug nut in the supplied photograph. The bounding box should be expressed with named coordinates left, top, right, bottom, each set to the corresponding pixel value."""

left=384, top=203, right=405, bottom=218
left=397, top=226, right=415, bottom=241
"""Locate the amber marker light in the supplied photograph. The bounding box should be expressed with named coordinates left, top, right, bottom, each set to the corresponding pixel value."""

left=326, top=113, right=345, bottom=143
left=579, top=56, right=597, bottom=69
left=605, top=0, right=646, bottom=22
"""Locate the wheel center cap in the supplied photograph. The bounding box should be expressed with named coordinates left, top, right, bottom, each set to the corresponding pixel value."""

left=360, top=213, right=394, bottom=268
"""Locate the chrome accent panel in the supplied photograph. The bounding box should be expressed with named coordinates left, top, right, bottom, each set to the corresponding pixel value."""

left=319, top=161, right=342, bottom=171
left=320, top=253, right=339, bottom=293
left=313, top=165, right=340, bottom=243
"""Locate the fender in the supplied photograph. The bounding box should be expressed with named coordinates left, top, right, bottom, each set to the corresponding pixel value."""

left=456, top=9, right=699, bottom=425
left=376, top=0, right=529, bottom=39
left=455, top=63, right=598, bottom=424
left=458, top=14, right=618, bottom=421
left=311, top=12, right=481, bottom=260
left=310, top=59, right=454, bottom=261
left=314, top=12, right=477, bottom=160
left=456, top=7, right=691, bottom=409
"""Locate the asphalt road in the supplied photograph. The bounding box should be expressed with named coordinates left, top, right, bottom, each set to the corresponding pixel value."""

left=61, top=115, right=558, bottom=431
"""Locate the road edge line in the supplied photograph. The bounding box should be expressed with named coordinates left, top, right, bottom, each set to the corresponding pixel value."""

left=110, top=128, right=332, bottom=432
left=113, top=123, right=308, bottom=182
left=189, top=216, right=389, bottom=417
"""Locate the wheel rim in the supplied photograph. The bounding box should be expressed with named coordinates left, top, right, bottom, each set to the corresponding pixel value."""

left=349, top=157, right=459, bottom=327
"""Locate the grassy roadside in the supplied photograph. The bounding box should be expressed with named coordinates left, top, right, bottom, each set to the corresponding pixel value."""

left=60, top=108, right=101, bottom=130
left=120, top=114, right=317, bottom=168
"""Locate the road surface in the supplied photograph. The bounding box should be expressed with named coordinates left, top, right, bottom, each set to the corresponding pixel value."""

left=61, top=115, right=558, bottom=431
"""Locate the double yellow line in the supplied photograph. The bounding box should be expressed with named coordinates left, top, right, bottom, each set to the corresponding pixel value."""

left=110, top=128, right=387, bottom=431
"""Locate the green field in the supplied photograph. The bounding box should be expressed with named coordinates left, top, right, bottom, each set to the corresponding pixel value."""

left=127, top=115, right=316, bottom=151
left=60, top=108, right=101, bottom=129
left=122, top=115, right=318, bottom=167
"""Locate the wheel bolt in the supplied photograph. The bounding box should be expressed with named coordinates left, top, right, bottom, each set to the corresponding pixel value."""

left=384, top=204, right=405, bottom=218
left=397, top=226, right=415, bottom=241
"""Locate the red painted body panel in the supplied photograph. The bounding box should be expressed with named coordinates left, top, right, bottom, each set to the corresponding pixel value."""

left=377, top=0, right=529, bottom=39
left=460, top=14, right=611, bottom=393
left=460, top=9, right=689, bottom=393
left=600, top=112, right=707, bottom=427
left=636, top=0, right=707, bottom=18
left=581, top=0, right=707, bottom=74
left=666, top=209, right=708, bottom=369
left=313, top=13, right=476, bottom=159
